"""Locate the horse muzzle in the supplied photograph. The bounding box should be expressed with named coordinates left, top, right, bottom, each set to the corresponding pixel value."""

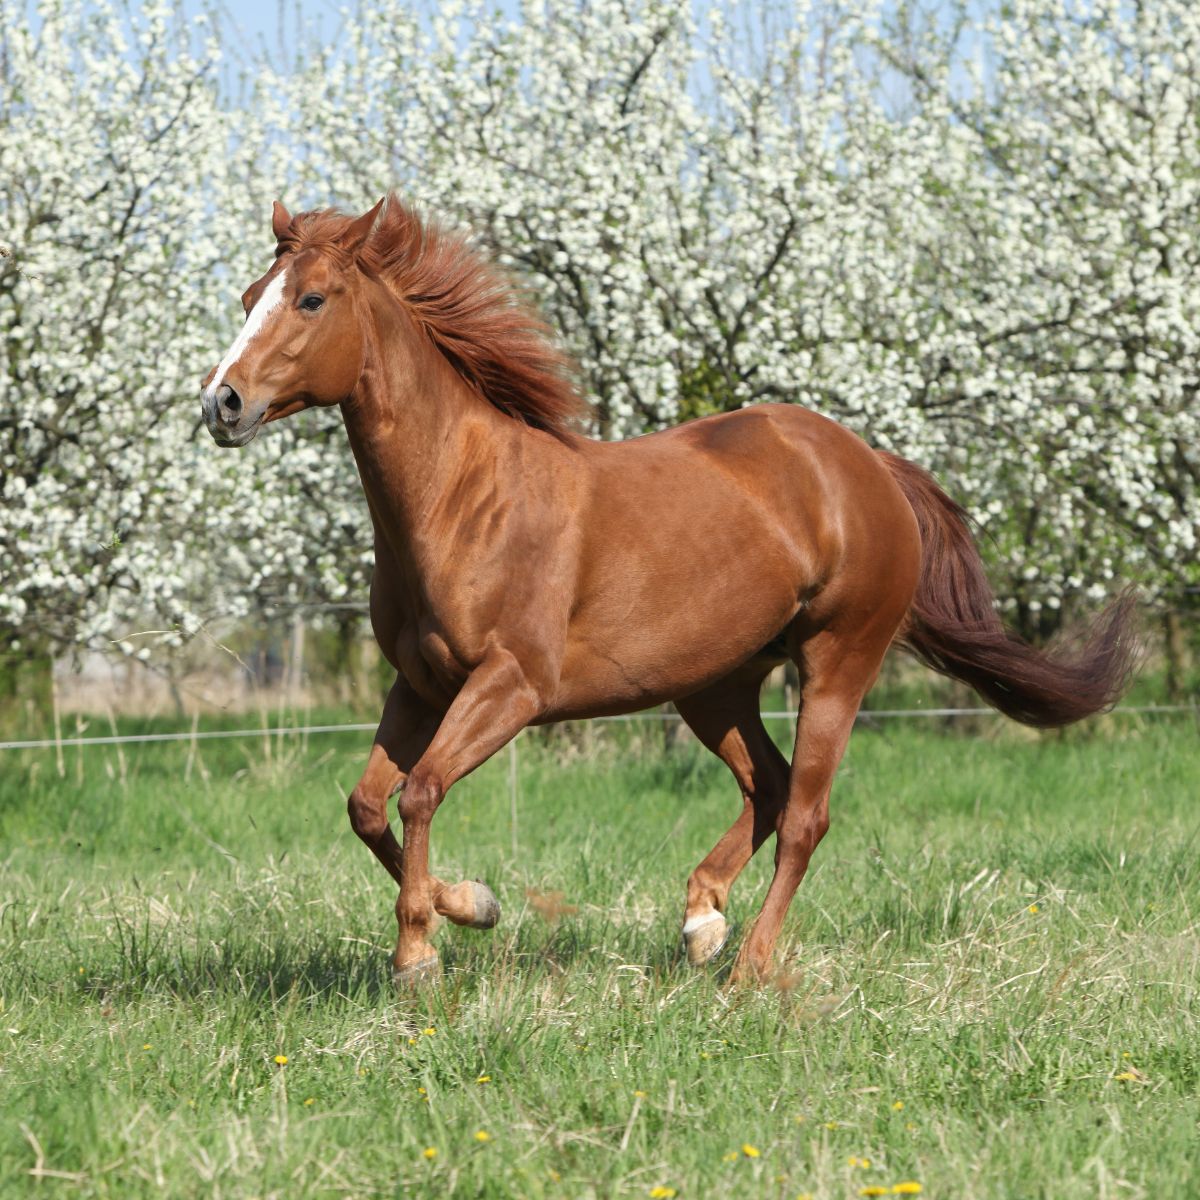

left=202, top=384, right=265, bottom=448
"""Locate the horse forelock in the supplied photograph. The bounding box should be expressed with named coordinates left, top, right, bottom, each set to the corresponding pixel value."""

left=273, top=209, right=355, bottom=265
left=283, top=196, right=587, bottom=438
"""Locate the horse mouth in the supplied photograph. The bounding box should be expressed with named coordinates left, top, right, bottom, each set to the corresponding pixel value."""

left=210, top=411, right=265, bottom=448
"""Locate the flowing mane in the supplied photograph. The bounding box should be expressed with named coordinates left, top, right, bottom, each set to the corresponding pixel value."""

left=279, top=196, right=587, bottom=437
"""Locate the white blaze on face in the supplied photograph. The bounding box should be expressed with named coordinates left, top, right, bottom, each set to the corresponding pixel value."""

left=204, top=268, right=289, bottom=399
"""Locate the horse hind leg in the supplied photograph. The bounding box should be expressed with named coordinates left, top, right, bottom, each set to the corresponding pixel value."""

left=674, top=667, right=790, bottom=966
left=729, top=623, right=893, bottom=985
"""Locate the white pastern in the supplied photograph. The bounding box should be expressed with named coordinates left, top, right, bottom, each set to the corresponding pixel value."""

left=205, top=268, right=289, bottom=398
left=682, top=909, right=724, bottom=935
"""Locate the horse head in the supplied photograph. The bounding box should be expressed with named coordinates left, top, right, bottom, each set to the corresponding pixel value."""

left=200, top=198, right=384, bottom=447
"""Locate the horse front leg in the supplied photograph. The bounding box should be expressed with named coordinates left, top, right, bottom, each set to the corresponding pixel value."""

left=347, top=677, right=434, bottom=886
left=392, top=650, right=546, bottom=985
left=348, top=677, right=505, bottom=979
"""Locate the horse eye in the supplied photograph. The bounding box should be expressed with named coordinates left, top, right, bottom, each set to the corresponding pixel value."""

left=300, top=293, right=324, bottom=312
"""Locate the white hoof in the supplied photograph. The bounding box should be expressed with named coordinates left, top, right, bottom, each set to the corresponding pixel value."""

left=392, top=953, right=442, bottom=989
left=468, top=880, right=501, bottom=930
left=683, top=910, right=729, bottom=966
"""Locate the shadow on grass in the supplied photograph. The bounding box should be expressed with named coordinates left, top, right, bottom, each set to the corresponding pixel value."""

left=65, top=910, right=712, bottom=1008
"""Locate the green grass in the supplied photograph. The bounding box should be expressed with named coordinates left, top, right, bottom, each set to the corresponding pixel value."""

left=0, top=713, right=1197, bottom=1198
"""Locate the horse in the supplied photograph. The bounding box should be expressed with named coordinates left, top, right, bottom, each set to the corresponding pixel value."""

left=200, top=195, right=1137, bottom=987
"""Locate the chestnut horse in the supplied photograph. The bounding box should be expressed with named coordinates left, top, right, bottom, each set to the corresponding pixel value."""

left=201, top=196, right=1136, bottom=986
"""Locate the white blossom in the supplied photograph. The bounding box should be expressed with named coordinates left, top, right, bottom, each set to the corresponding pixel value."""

left=2, top=0, right=1195, bottom=668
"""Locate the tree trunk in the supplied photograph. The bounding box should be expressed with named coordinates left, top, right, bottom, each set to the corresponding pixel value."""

left=0, top=641, right=53, bottom=736
left=1163, top=608, right=1192, bottom=702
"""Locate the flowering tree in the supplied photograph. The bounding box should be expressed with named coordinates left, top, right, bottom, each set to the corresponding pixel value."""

left=1, top=0, right=1195, bottom=679
left=871, top=0, right=1200, bottom=630
left=280, top=0, right=1197, bottom=633
left=0, top=0, right=372, bottom=670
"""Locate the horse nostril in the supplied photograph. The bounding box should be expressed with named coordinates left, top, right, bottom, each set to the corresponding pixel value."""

left=216, top=384, right=243, bottom=424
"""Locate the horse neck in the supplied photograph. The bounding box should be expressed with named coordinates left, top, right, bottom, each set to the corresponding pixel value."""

left=340, top=277, right=520, bottom=554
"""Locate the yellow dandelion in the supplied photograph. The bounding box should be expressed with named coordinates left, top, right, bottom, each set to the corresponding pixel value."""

left=891, top=1100, right=904, bottom=1111
left=303, top=1098, right=315, bottom=1106
left=422, top=1147, right=437, bottom=1160
left=274, top=1055, right=288, bottom=1066
left=848, top=1156, right=871, bottom=1168
left=422, top=1027, right=436, bottom=1036
left=634, top=1089, right=648, bottom=1098
left=417, top=1086, right=426, bottom=1095
left=78, top=967, right=84, bottom=975
left=700, top=1051, right=711, bottom=1059
left=1114, top=1071, right=1141, bottom=1082
left=142, top=1043, right=151, bottom=1051
left=1027, top=903, right=1039, bottom=914
left=860, top=1188, right=890, bottom=1198
left=824, top=1121, right=839, bottom=1131
left=1122, top=1051, right=1131, bottom=1059
left=649, top=1189, right=677, bottom=1199
left=408, top=1037, right=418, bottom=1045
left=892, top=1184, right=923, bottom=1195
left=474, top=1130, right=491, bottom=1143
left=741, top=1143, right=760, bottom=1158
left=723, top=1151, right=739, bottom=1163
left=476, top=1074, right=491, bottom=1084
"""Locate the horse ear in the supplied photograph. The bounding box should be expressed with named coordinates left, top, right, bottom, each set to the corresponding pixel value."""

left=271, top=200, right=293, bottom=242
left=340, top=197, right=386, bottom=255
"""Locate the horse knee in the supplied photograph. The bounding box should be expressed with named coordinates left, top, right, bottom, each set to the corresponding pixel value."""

left=779, top=802, right=829, bottom=854
left=396, top=770, right=443, bottom=824
left=805, top=802, right=830, bottom=845
left=348, top=785, right=389, bottom=842
left=815, top=807, right=830, bottom=842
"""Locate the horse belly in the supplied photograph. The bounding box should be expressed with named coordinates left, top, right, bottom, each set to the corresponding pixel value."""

left=548, top=554, right=802, bottom=718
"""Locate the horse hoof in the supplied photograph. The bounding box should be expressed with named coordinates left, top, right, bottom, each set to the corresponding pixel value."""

left=392, top=953, right=442, bottom=989
left=468, top=880, right=501, bottom=929
left=683, top=910, right=728, bottom=966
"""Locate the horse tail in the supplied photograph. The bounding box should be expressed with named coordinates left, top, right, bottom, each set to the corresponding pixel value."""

left=879, top=451, right=1139, bottom=728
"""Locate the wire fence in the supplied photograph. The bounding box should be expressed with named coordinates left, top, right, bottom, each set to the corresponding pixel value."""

left=0, top=703, right=1195, bottom=753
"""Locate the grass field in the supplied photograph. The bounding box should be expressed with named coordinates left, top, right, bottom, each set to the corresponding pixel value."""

left=0, top=709, right=1197, bottom=1199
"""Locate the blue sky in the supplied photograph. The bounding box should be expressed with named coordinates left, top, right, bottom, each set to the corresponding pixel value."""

left=185, top=1, right=987, bottom=102
left=181, top=0, right=344, bottom=65
left=182, top=0, right=522, bottom=62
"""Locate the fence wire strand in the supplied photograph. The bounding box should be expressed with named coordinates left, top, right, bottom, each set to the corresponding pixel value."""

left=0, top=704, right=1194, bottom=753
